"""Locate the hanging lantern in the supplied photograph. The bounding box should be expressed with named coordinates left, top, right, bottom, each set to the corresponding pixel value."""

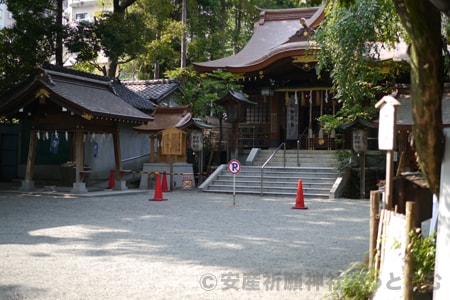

left=190, top=130, right=204, bottom=152
left=353, top=129, right=368, bottom=153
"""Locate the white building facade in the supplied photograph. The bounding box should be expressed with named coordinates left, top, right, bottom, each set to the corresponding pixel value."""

left=65, top=0, right=112, bottom=23
left=0, top=3, right=14, bottom=29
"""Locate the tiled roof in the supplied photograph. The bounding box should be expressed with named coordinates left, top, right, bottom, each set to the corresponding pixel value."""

left=193, top=6, right=324, bottom=73
left=122, top=79, right=181, bottom=102
left=216, top=89, right=257, bottom=105
left=134, top=104, right=194, bottom=133
left=0, top=64, right=153, bottom=123
left=111, top=82, right=154, bottom=112
left=42, top=64, right=154, bottom=112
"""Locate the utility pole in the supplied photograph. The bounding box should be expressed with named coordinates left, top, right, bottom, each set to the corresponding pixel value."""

left=180, top=0, right=187, bottom=68
left=55, top=0, right=63, bottom=66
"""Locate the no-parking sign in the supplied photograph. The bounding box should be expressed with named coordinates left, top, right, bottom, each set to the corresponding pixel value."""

left=227, top=159, right=241, bottom=175
left=227, top=159, right=241, bottom=206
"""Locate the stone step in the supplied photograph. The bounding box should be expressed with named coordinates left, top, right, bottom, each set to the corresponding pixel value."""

left=252, top=150, right=340, bottom=167
left=200, top=164, right=339, bottom=198
left=199, top=150, right=342, bottom=198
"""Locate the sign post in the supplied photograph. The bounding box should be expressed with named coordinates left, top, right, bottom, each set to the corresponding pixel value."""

left=353, top=129, right=368, bottom=199
left=375, top=95, right=400, bottom=209
left=162, top=128, right=185, bottom=190
left=227, top=159, right=241, bottom=206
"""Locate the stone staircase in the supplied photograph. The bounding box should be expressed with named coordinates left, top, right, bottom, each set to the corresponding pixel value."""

left=199, top=150, right=342, bottom=198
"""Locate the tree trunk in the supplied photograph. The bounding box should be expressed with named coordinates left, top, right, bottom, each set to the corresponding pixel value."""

left=180, top=0, right=187, bottom=69
left=154, top=60, right=160, bottom=80
left=55, top=0, right=63, bottom=66
left=393, top=0, right=444, bottom=196
left=106, top=58, right=118, bottom=78
left=105, top=0, right=137, bottom=77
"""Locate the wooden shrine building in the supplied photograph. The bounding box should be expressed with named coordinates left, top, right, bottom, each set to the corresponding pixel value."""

left=193, top=5, right=335, bottom=152
left=0, top=64, right=153, bottom=193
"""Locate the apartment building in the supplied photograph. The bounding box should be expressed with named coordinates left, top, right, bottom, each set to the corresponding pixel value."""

left=0, top=3, right=14, bottom=29
left=65, top=0, right=112, bottom=23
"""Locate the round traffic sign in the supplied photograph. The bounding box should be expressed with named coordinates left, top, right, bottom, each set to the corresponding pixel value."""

left=227, top=159, right=241, bottom=174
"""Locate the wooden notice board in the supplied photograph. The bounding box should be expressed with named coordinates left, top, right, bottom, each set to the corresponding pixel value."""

left=161, top=127, right=185, bottom=156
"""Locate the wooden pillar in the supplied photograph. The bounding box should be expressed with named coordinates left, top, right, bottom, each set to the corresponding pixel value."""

left=150, top=134, right=155, bottom=162
left=404, top=201, right=415, bottom=299
left=74, top=129, right=84, bottom=183
left=71, top=127, right=88, bottom=193
left=25, top=129, right=37, bottom=181
left=231, top=121, right=238, bottom=159
left=112, top=126, right=122, bottom=171
left=360, top=152, right=366, bottom=199
left=369, top=190, right=380, bottom=270
left=21, top=128, right=37, bottom=190
left=385, top=150, right=394, bottom=209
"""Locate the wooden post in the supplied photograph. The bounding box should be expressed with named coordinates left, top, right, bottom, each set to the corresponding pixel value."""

left=231, top=121, right=238, bottom=159
left=24, top=129, right=37, bottom=182
left=170, top=155, right=174, bottom=190
left=112, top=127, right=122, bottom=171
left=199, top=149, right=204, bottom=185
left=74, top=129, right=83, bottom=183
left=150, top=134, right=155, bottom=162
left=375, top=95, right=400, bottom=210
left=404, top=201, right=415, bottom=300
left=374, top=208, right=385, bottom=275
left=360, top=152, right=366, bottom=199
left=369, top=190, right=381, bottom=270
left=385, top=150, right=394, bottom=209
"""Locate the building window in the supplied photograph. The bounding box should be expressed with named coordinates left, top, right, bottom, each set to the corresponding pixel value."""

left=246, top=95, right=269, bottom=123
left=75, top=13, right=88, bottom=21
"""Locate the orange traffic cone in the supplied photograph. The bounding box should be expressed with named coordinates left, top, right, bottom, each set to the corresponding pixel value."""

left=107, top=168, right=115, bottom=189
left=292, top=179, right=307, bottom=209
left=161, top=171, right=169, bottom=192
left=150, top=173, right=167, bottom=201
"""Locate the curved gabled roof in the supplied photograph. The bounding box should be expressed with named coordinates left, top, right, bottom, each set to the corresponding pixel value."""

left=193, top=5, right=325, bottom=74
left=0, top=65, right=153, bottom=124
left=133, top=104, right=194, bottom=133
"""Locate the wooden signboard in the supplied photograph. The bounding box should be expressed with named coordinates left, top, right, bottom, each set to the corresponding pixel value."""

left=378, top=103, right=396, bottom=150
left=375, top=95, right=400, bottom=151
left=161, top=127, right=185, bottom=156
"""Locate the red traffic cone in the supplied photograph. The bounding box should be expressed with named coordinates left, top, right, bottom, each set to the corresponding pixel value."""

left=292, top=179, right=307, bottom=209
left=161, top=171, right=169, bottom=192
left=150, top=173, right=167, bottom=201
left=107, top=168, right=115, bottom=189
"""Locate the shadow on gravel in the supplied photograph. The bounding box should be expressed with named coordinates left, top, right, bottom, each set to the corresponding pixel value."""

left=0, top=284, right=48, bottom=299
left=0, top=190, right=369, bottom=275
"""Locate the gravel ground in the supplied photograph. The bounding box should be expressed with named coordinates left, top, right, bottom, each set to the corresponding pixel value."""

left=0, top=188, right=369, bottom=300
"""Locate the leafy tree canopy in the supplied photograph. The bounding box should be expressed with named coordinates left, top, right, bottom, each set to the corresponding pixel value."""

left=0, top=0, right=63, bottom=91
left=314, top=0, right=407, bottom=129
left=66, top=10, right=149, bottom=76
left=167, top=67, right=241, bottom=118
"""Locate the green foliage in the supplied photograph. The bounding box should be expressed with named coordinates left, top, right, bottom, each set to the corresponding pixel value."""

left=166, top=67, right=242, bottom=118
left=333, top=149, right=351, bottom=172
left=66, top=10, right=149, bottom=76
left=1, top=0, right=322, bottom=94
left=122, top=0, right=320, bottom=80
left=314, top=0, right=406, bottom=127
left=328, top=262, right=377, bottom=300
left=410, top=231, right=436, bottom=294
left=329, top=231, right=437, bottom=299
left=0, top=0, right=63, bottom=92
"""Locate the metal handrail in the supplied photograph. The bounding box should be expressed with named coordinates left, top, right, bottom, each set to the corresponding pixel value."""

left=297, top=127, right=309, bottom=166
left=261, top=142, right=286, bottom=195
left=122, top=153, right=150, bottom=163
